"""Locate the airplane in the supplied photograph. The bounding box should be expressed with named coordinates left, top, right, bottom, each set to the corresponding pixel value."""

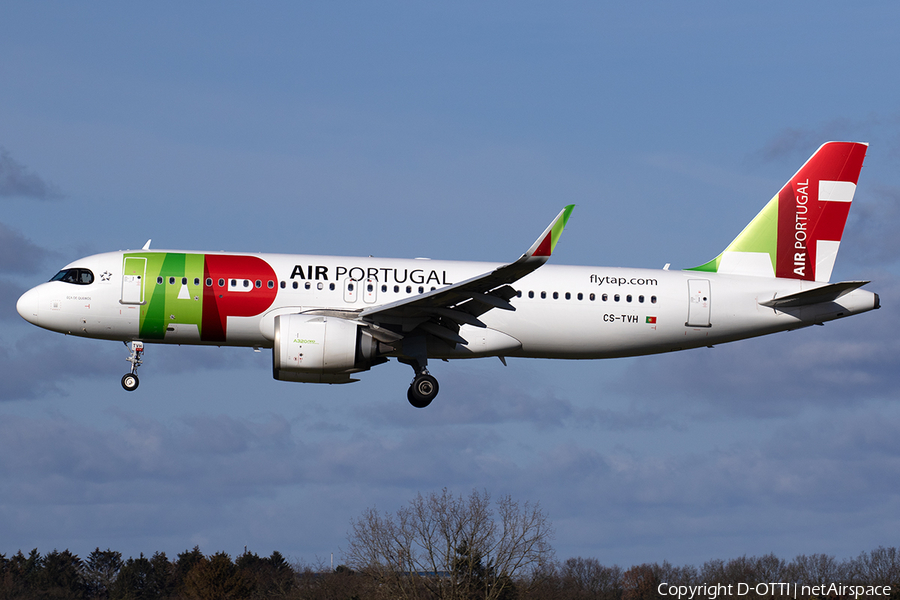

left=16, top=142, right=879, bottom=408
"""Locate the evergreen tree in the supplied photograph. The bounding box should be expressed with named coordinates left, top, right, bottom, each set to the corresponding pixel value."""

left=85, top=548, right=123, bottom=600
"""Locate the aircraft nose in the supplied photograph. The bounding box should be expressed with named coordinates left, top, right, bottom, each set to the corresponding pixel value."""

left=16, top=287, right=40, bottom=325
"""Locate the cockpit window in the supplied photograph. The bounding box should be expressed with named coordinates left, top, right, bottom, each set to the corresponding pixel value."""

left=50, top=268, right=94, bottom=285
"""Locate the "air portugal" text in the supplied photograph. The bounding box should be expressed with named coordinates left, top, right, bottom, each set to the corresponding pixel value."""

left=793, top=178, right=809, bottom=277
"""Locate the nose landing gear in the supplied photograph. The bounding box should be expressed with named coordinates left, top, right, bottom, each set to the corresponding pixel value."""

left=122, top=341, right=144, bottom=391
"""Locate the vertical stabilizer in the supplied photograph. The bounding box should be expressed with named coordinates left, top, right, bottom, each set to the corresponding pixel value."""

left=688, top=142, right=867, bottom=282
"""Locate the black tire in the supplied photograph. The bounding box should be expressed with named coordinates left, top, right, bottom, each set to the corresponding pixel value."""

left=121, top=373, right=139, bottom=391
left=407, top=374, right=438, bottom=408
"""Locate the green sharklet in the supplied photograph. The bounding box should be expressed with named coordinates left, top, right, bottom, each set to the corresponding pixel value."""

left=688, top=194, right=778, bottom=273
left=123, top=252, right=205, bottom=340
left=550, top=204, right=575, bottom=254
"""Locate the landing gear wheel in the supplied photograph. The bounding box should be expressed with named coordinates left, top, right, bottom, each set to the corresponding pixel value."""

left=407, top=374, right=439, bottom=408
left=121, top=373, right=139, bottom=391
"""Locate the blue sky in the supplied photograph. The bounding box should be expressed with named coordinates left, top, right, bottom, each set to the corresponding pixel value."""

left=1, top=2, right=899, bottom=567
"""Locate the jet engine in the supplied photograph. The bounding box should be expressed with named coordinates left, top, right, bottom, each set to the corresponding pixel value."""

left=272, top=314, right=386, bottom=383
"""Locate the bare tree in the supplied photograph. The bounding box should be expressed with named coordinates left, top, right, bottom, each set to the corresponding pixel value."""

left=344, top=488, right=554, bottom=600
left=788, top=553, right=846, bottom=585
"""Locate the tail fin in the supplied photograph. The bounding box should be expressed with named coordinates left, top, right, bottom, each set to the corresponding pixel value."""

left=688, top=141, right=868, bottom=282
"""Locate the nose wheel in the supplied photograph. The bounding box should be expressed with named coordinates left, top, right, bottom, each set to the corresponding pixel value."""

left=122, top=341, right=144, bottom=391
left=407, top=372, right=439, bottom=408
left=121, top=373, right=139, bottom=391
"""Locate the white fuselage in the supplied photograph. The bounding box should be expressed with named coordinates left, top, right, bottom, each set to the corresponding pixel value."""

left=16, top=250, right=879, bottom=361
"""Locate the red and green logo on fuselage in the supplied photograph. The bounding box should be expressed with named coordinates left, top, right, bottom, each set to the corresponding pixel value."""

left=123, top=252, right=278, bottom=342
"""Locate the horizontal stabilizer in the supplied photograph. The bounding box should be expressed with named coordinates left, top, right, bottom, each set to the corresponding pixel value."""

left=759, top=280, right=869, bottom=309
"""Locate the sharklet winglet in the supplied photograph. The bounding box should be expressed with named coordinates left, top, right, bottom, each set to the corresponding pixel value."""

left=524, top=204, right=574, bottom=260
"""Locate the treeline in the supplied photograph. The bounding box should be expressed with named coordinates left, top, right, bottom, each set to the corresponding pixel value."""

left=0, top=545, right=898, bottom=599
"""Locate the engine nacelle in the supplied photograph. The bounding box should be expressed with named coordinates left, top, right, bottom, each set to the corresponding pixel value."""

left=272, top=315, right=382, bottom=383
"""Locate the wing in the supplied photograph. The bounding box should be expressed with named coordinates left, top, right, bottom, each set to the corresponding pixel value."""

left=358, top=205, right=574, bottom=345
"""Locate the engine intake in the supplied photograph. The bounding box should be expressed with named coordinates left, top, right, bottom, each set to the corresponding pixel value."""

left=272, top=315, right=384, bottom=383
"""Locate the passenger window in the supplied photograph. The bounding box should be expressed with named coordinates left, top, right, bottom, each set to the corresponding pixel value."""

left=565, top=292, right=571, bottom=300
left=553, top=292, right=559, bottom=299
left=516, top=291, right=522, bottom=298
left=292, top=281, right=299, bottom=289
left=528, top=291, right=534, bottom=298
left=255, top=280, right=261, bottom=288
left=614, top=294, right=620, bottom=302
left=243, top=280, right=251, bottom=288
left=348, top=283, right=355, bottom=292
left=577, top=292, right=583, bottom=300
left=381, top=284, right=387, bottom=292
left=394, top=285, right=400, bottom=293
left=305, top=282, right=311, bottom=290
left=182, top=277, right=187, bottom=285
left=230, top=279, right=237, bottom=287
left=368, top=284, right=374, bottom=292
left=205, top=278, right=212, bottom=287
left=268, top=280, right=275, bottom=289
left=218, top=278, right=225, bottom=287
left=194, top=278, right=201, bottom=286
left=418, top=286, right=424, bottom=294
left=639, top=295, right=644, bottom=303
left=329, top=283, right=335, bottom=291
left=589, top=293, right=595, bottom=301
left=406, top=286, right=412, bottom=293
left=317, top=282, right=323, bottom=290
left=280, top=281, right=286, bottom=289
left=602, top=294, right=608, bottom=301
left=158, top=276, right=164, bottom=285
left=541, top=291, right=547, bottom=299
left=651, top=296, right=657, bottom=304
left=626, top=294, right=632, bottom=302
left=169, top=277, right=176, bottom=285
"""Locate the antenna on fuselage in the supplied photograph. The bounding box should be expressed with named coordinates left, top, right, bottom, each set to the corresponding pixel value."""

left=142, top=239, right=151, bottom=250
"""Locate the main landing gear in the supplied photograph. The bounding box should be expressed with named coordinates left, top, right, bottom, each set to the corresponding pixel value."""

left=407, top=370, right=439, bottom=409
left=400, top=335, right=439, bottom=408
left=122, top=341, right=144, bottom=391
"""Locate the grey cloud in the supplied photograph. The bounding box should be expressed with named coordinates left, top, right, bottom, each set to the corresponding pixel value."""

left=605, top=274, right=900, bottom=419
left=756, top=119, right=869, bottom=163
left=356, top=367, right=681, bottom=432
left=0, top=395, right=896, bottom=565
left=0, top=148, right=63, bottom=200
left=524, top=410, right=900, bottom=564
left=0, top=279, right=27, bottom=320
left=0, top=334, right=121, bottom=401
left=0, top=221, right=53, bottom=275
left=842, top=186, right=900, bottom=269
left=0, top=335, right=265, bottom=402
